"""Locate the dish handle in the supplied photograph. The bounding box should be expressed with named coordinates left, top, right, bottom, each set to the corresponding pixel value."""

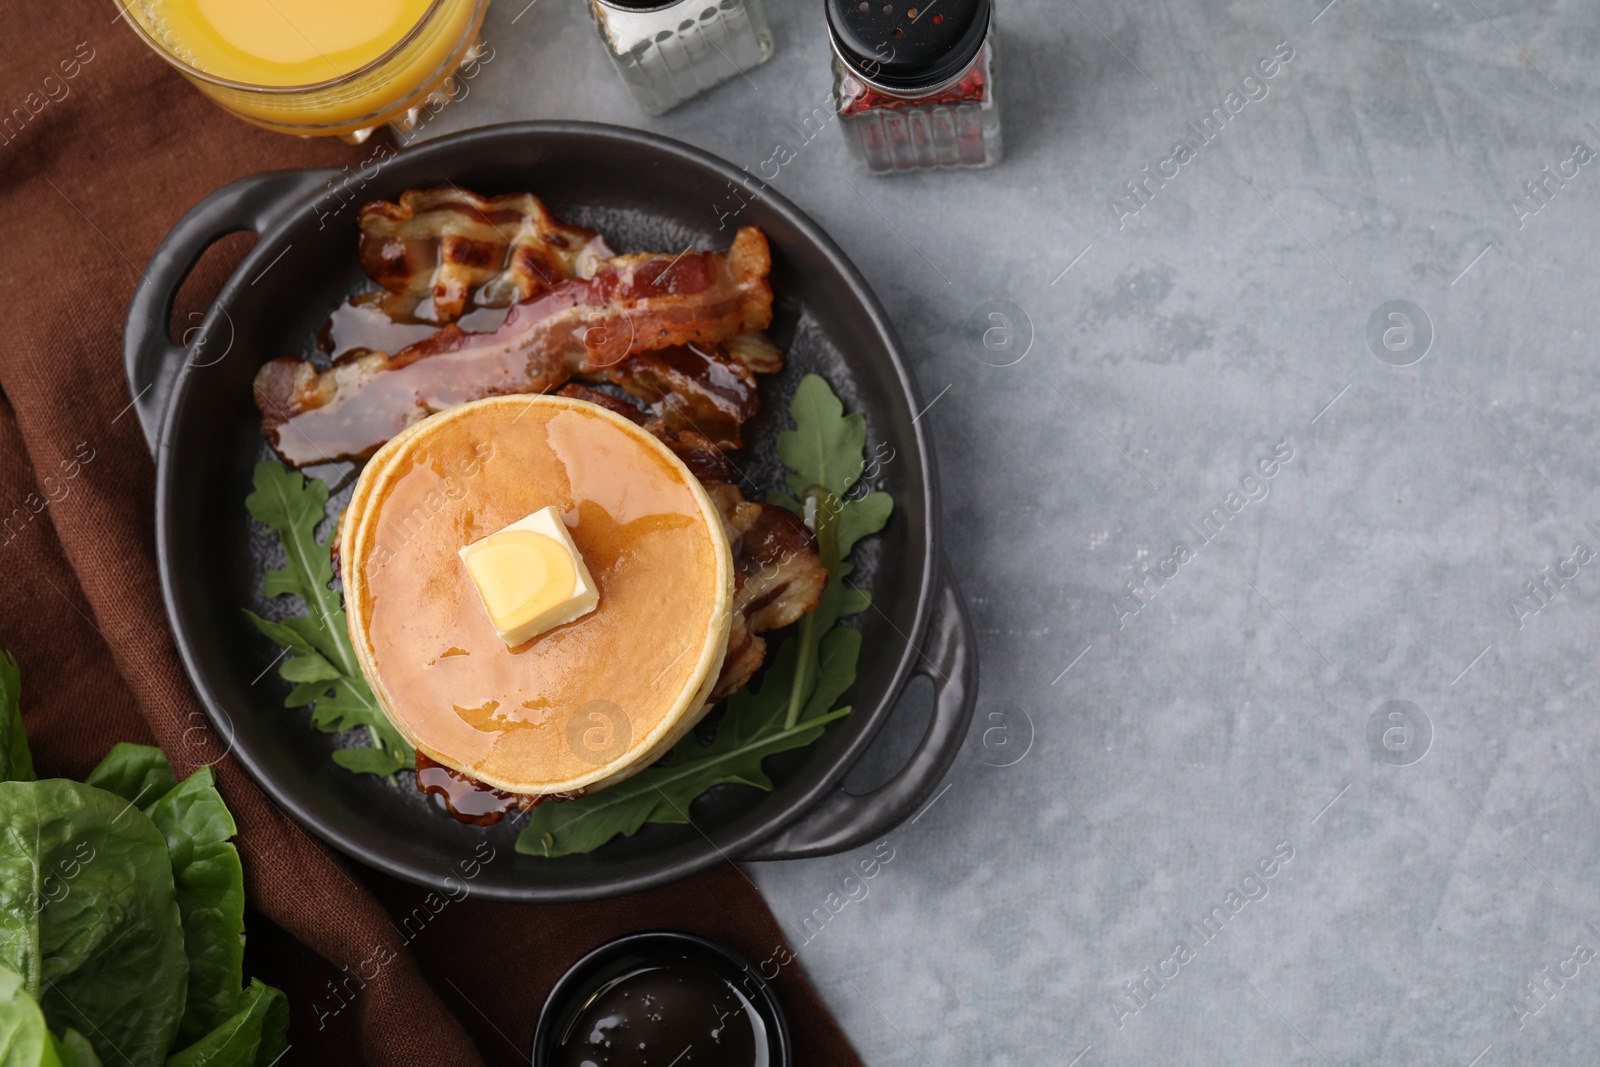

left=743, top=562, right=979, bottom=862
left=123, top=168, right=335, bottom=456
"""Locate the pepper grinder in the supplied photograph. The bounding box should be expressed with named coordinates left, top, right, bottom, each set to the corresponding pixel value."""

left=826, top=0, right=1003, bottom=173
left=587, top=0, right=776, bottom=116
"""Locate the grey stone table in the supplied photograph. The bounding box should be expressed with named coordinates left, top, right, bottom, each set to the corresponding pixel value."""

left=425, top=0, right=1600, bottom=1063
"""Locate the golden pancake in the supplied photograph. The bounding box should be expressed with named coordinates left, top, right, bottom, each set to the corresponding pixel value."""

left=340, top=394, right=734, bottom=795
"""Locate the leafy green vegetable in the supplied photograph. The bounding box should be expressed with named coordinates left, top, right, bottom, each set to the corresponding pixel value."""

left=244, top=460, right=411, bottom=777
left=0, top=964, right=60, bottom=1067
left=330, top=747, right=409, bottom=775
left=85, top=746, right=249, bottom=1044
left=83, top=742, right=176, bottom=810
left=516, top=639, right=855, bottom=858
left=0, top=670, right=286, bottom=1067
left=0, top=779, right=188, bottom=1067
left=52, top=1030, right=100, bottom=1067
left=517, top=374, right=892, bottom=857
left=0, top=652, right=33, bottom=784
left=165, top=980, right=287, bottom=1067
left=777, top=374, right=869, bottom=500
left=144, top=766, right=247, bottom=1046
left=837, top=490, right=894, bottom=560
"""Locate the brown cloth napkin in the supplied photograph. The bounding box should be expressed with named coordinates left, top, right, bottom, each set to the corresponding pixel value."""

left=0, top=5, right=862, bottom=1063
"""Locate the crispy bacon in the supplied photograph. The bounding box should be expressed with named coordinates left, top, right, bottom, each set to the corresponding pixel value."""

left=707, top=484, right=829, bottom=700
left=357, top=187, right=611, bottom=323
left=720, top=330, right=784, bottom=376
left=595, top=342, right=760, bottom=450
left=580, top=330, right=782, bottom=450
left=255, top=227, right=774, bottom=467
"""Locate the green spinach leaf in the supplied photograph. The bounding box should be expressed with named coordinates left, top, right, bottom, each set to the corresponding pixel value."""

left=164, top=980, right=287, bottom=1067
left=0, top=668, right=285, bottom=1066
left=0, top=780, right=187, bottom=1067
left=0, top=652, right=33, bottom=784
left=83, top=743, right=175, bottom=811
left=53, top=1030, right=100, bottom=1067
left=0, top=963, right=59, bottom=1067
left=245, top=461, right=412, bottom=777
left=85, top=746, right=264, bottom=1048
left=144, top=766, right=248, bottom=1046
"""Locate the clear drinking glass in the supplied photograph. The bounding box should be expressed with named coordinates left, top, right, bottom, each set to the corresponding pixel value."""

left=587, top=0, right=775, bottom=116
left=115, top=0, right=488, bottom=141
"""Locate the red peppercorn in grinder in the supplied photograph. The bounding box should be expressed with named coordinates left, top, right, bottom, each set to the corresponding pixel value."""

left=826, top=0, right=1002, bottom=173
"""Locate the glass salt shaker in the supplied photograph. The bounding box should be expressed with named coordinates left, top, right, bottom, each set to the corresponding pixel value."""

left=826, top=0, right=1002, bottom=173
left=587, top=0, right=775, bottom=116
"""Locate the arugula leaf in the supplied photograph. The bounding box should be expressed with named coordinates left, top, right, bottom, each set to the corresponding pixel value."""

left=837, top=490, right=893, bottom=559
left=0, top=652, right=33, bottom=784
left=516, top=638, right=853, bottom=858
left=517, top=374, right=892, bottom=857
left=245, top=461, right=412, bottom=777
left=0, top=780, right=188, bottom=1067
left=164, top=980, right=287, bottom=1067
left=778, top=374, right=868, bottom=499
left=331, top=747, right=408, bottom=776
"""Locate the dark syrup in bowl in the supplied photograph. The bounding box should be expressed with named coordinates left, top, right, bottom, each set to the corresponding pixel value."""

left=533, top=933, right=789, bottom=1067
left=553, top=958, right=766, bottom=1067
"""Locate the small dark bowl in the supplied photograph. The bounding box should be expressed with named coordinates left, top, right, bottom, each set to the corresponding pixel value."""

left=532, top=931, right=791, bottom=1067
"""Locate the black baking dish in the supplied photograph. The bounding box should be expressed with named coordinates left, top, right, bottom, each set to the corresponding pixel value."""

left=125, top=121, right=977, bottom=901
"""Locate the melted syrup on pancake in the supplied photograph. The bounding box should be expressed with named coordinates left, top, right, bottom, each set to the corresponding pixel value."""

left=414, top=752, right=585, bottom=826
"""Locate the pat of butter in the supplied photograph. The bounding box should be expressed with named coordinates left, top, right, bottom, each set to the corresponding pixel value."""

left=459, top=507, right=598, bottom=646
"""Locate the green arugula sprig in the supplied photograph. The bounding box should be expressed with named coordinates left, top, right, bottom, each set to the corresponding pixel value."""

left=770, top=375, right=894, bottom=729
left=514, top=374, right=894, bottom=857
left=244, top=463, right=413, bottom=777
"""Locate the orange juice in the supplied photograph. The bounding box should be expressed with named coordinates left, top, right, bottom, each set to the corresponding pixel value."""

left=118, top=0, right=487, bottom=137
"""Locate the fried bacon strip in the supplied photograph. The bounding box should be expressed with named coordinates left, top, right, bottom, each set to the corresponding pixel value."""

left=255, top=227, right=774, bottom=467
left=556, top=385, right=827, bottom=701
left=595, top=342, right=759, bottom=450
left=357, top=187, right=612, bottom=323
left=707, top=484, right=829, bottom=700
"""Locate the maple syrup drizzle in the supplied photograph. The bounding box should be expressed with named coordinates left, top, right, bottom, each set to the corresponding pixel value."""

left=318, top=292, right=510, bottom=361
left=414, top=752, right=585, bottom=826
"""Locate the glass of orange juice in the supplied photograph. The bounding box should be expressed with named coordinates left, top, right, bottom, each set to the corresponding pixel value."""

left=115, top=0, right=489, bottom=140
